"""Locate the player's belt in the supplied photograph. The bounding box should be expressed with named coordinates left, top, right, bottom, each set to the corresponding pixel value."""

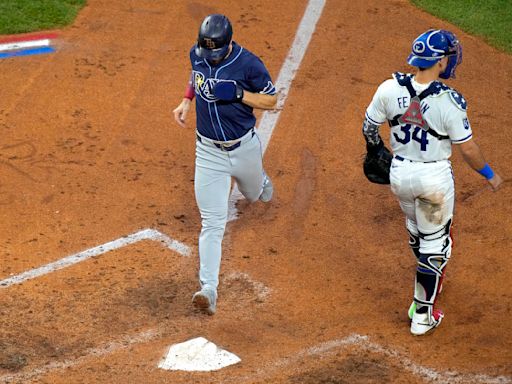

left=196, top=129, right=255, bottom=152
left=394, top=155, right=441, bottom=164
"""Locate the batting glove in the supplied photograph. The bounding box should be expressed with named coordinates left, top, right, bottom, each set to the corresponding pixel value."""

left=213, top=81, right=244, bottom=102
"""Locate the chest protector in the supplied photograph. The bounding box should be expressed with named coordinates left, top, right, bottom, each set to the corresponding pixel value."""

left=388, top=73, right=449, bottom=140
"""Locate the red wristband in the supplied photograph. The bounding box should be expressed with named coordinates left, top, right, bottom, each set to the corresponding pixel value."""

left=184, top=84, right=195, bottom=100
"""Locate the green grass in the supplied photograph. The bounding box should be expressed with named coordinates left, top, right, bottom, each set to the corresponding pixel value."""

left=0, top=0, right=86, bottom=35
left=411, top=0, right=512, bottom=53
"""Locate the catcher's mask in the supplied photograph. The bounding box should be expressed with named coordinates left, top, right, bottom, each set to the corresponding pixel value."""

left=407, top=29, right=462, bottom=79
left=195, top=14, right=233, bottom=63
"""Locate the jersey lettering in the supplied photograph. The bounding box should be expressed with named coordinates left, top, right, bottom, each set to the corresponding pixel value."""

left=393, top=124, right=429, bottom=152
left=412, top=126, right=429, bottom=151
left=193, top=71, right=233, bottom=102
left=397, top=96, right=408, bottom=108
left=365, top=73, right=472, bottom=161
left=190, top=42, right=275, bottom=140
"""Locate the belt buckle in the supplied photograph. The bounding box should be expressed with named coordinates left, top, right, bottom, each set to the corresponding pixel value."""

left=213, top=142, right=232, bottom=151
left=218, top=143, right=229, bottom=151
left=219, top=142, right=241, bottom=151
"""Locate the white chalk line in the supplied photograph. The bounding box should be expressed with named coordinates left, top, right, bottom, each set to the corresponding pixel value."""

left=232, top=334, right=511, bottom=384
left=224, top=271, right=271, bottom=302
left=0, top=271, right=270, bottom=381
left=0, top=228, right=191, bottom=288
left=0, top=328, right=162, bottom=383
left=2, top=329, right=508, bottom=383
left=357, top=336, right=511, bottom=384
left=227, top=0, right=326, bottom=221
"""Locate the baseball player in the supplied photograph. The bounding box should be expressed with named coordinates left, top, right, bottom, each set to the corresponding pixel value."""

left=362, top=29, right=503, bottom=335
left=173, top=14, right=277, bottom=315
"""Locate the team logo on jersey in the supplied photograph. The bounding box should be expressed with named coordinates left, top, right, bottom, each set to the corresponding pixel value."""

left=192, top=71, right=225, bottom=102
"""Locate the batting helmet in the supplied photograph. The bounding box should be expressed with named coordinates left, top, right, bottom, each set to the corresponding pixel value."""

left=195, top=14, right=233, bottom=62
left=407, top=29, right=463, bottom=79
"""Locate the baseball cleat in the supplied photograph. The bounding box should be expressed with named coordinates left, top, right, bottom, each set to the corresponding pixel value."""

left=408, top=302, right=417, bottom=320
left=192, top=288, right=217, bottom=315
left=410, top=308, right=444, bottom=336
left=408, top=281, right=444, bottom=320
left=259, top=174, right=273, bottom=202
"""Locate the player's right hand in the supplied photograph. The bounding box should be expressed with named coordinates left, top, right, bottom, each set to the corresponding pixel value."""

left=173, top=99, right=191, bottom=128
left=487, top=173, right=504, bottom=191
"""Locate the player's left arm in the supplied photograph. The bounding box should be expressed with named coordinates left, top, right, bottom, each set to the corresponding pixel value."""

left=241, top=57, right=277, bottom=110
left=212, top=80, right=276, bottom=109
left=456, top=139, right=503, bottom=190
left=240, top=91, right=276, bottom=110
left=446, top=97, right=503, bottom=190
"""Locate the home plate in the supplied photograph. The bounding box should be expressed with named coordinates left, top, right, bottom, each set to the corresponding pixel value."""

left=158, top=337, right=241, bottom=371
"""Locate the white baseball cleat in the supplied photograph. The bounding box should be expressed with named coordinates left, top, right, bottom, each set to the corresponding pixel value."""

left=259, top=173, right=273, bottom=202
left=410, top=308, right=444, bottom=336
left=192, top=288, right=217, bottom=315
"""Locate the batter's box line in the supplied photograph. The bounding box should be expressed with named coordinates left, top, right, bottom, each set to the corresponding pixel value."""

left=231, top=334, right=511, bottom=384
left=0, top=327, right=162, bottom=383
left=0, top=228, right=191, bottom=289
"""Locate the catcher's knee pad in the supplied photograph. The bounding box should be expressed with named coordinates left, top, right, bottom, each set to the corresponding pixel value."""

left=408, top=230, right=421, bottom=260
left=418, top=218, right=453, bottom=258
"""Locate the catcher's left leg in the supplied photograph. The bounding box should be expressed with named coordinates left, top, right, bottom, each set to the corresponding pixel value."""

left=411, top=170, right=455, bottom=335
left=406, top=221, right=448, bottom=319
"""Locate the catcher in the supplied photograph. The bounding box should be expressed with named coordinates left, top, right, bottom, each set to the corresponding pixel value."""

left=362, top=29, right=503, bottom=335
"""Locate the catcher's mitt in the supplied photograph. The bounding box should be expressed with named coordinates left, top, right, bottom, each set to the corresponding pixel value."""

left=363, top=140, right=393, bottom=184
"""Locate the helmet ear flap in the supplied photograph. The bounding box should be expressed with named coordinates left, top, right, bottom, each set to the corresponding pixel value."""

left=439, top=30, right=462, bottom=79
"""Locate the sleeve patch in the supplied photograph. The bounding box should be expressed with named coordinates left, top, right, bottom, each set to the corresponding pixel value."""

left=463, top=117, right=471, bottom=130
left=449, top=91, right=467, bottom=111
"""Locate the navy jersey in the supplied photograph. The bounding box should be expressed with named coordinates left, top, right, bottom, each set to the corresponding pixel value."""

left=190, top=42, right=276, bottom=141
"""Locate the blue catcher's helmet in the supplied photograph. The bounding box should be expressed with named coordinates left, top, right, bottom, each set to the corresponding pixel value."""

left=407, top=29, right=463, bottom=79
left=195, top=14, right=233, bottom=62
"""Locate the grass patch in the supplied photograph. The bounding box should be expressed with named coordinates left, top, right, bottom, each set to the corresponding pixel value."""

left=411, top=0, right=512, bottom=53
left=0, top=0, right=86, bottom=35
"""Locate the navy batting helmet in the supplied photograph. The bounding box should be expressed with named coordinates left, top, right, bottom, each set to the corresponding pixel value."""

left=195, top=14, right=233, bottom=61
left=407, top=29, right=463, bottom=79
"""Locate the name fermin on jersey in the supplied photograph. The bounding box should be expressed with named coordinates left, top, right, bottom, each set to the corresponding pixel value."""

left=365, top=72, right=473, bottom=162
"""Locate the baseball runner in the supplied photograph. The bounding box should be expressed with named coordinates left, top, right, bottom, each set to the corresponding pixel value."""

left=362, top=29, right=503, bottom=335
left=173, top=14, right=277, bottom=315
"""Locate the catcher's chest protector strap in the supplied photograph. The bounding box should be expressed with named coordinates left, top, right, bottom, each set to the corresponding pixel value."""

left=388, top=74, right=449, bottom=140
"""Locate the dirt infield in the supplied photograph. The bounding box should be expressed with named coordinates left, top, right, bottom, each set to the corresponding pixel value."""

left=0, top=0, right=511, bottom=383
